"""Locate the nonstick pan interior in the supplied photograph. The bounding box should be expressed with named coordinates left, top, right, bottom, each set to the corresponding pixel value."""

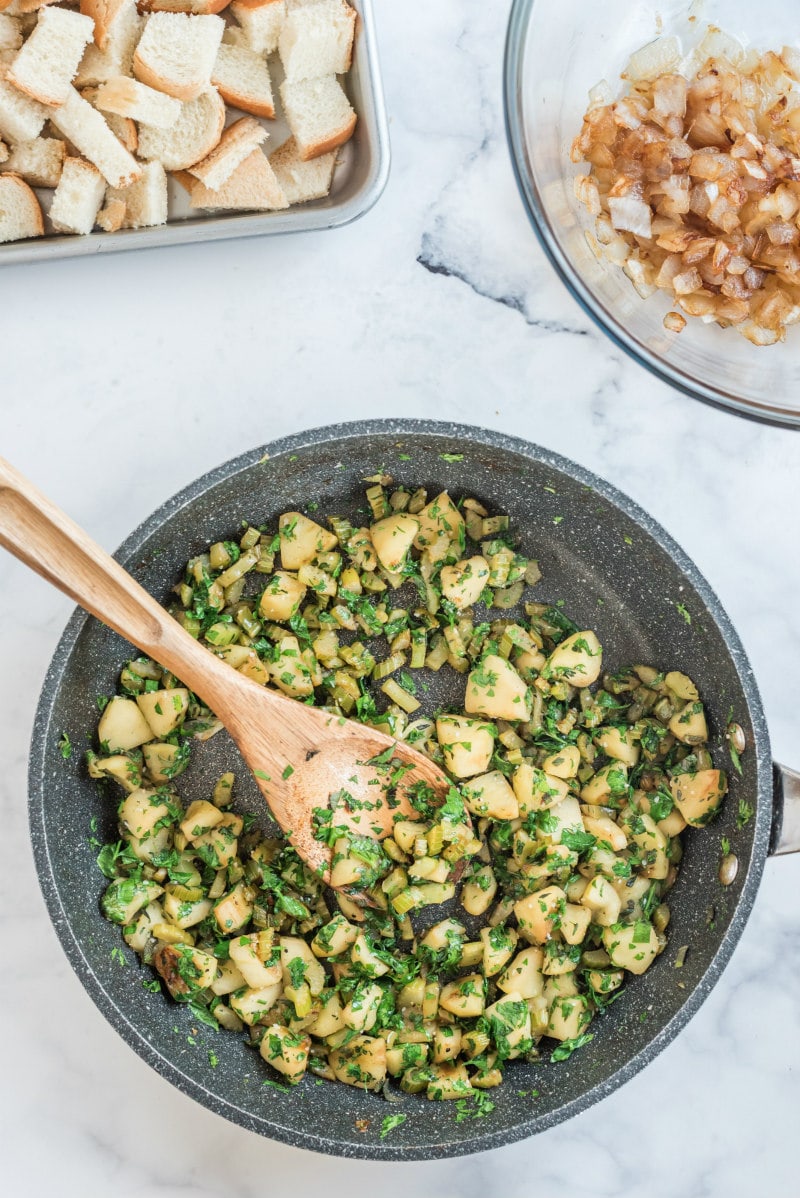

left=28, top=420, right=772, bottom=1159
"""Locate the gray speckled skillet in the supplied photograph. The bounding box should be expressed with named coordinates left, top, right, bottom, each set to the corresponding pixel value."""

left=27, top=420, right=800, bottom=1160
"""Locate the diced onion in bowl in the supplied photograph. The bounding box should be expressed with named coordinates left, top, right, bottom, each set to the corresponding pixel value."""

left=608, top=195, right=653, bottom=237
left=623, top=35, right=681, bottom=83
left=572, top=25, right=800, bottom=344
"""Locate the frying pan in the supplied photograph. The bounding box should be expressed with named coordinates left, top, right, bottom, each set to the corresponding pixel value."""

left=27, top=419, right=800, bottom=1160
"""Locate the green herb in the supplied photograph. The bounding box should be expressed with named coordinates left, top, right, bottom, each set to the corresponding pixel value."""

left=560, top=828, right=597, bottom=854
left=186, top=1001, right=219, bottom=1031
left=379, top=1113, right=407, bottom=1139
left=110, top=946, right=127, bottom=967
left=647, top=789, right=674, bottom=822
left=254, top=769, right=272, bottom=782
left=439, top=453, right=464, bottom=463
left=550, top=1033, right=593, bottom=1062
left=398, top=670, right=417, bottom=695
left=721, top=835, right=731, bottom=856
left=632, top=920, right=652, bottom=945
left=142, top=979, right=161, bottom=993
left=675, top=602, right=691, bottom=625
left=287, top=957, right=307, bottom=989
left=289, top=612, right=312, bottom=646
left=96, top=694, right=110, bottom=712
left=736, top=798, right=754, bottom=829
left=58, top=732, right=72, bottom=760
left=262, top=1078, right=291, bottom=1093
left=208, top=1051, right=219, bottom=1068
left=282, top=764, right=294, bottom=780
left=454, top=1092, right=496, bottom=1122
left=95, top=840, right=138, bottom=879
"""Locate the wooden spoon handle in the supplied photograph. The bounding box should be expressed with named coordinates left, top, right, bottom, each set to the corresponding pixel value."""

left=0, top=456, right=239, bottom=702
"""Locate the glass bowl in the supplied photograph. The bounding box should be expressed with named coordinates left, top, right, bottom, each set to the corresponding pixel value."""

left=504, top=0, right=800, bottom=427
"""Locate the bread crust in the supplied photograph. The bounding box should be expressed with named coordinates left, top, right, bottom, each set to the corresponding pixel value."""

left=0, top=171, right=44, bottom=240
left=80, top=0, right=126, bottom=50
left=188, top=113, right=265, bottom=187
left=188, top=146, right=288, bottom=209
left=297, top=109, right=355, bottom=160
left=133, top=12, right=224, bottom=101
left=137, top=86, right=224, bottom=170
left=133, top=52, right=205, bottom=101
left=137, top=0, right=231, bottom=13
left=214, top=81, right=274, bottom=119
left=7, top=10, right=94, bottom=106
left=229, top=0, right=282, bottom=10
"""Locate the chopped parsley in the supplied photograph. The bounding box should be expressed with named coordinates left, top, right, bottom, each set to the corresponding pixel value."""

left=379, top=1113, right=407, bottom=1138
left=736, top=798, right=755, bottom=829
left=550, top=1033, right=593, bottom=1062
left=675, top=602, right=691, bottom=625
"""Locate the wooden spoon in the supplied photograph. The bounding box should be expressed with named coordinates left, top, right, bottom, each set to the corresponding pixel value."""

left=0, top=457, right=452, bottom=882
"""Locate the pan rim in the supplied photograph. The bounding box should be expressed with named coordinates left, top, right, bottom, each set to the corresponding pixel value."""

left=28, top=418, right=773, bottom=1160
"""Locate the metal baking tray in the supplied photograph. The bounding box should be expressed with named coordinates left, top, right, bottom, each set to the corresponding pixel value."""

left=0, top=0, right=390, bottom=265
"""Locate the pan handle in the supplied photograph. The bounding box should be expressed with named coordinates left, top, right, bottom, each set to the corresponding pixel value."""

left=770, top=764, right=800, bottom=855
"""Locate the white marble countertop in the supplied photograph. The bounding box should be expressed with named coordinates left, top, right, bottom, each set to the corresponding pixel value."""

left=1, top=1, right=799, bottom=1194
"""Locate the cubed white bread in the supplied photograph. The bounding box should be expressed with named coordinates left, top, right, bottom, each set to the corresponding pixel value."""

left=137, top=0, right=231, bottom=13
left=0, top=138, right=7, bottom=160
left=96, top=75, right=180, bottom=127
left=188, top=113, right=265, bottom=188
left=7, top=7, right=94, bottom=105
left=49, top=154, right=105, bottom=232
left=229, top=1, right=284, bottom=55
left=49, top=87, right=141, bottom=186
left=278, top=0, right=354, bottom=82
left=0, top=169, right=43, bottom=239
left=211, top=42, right=273, bottom=118
left=75, top=0, right=142, bottom=87
left=279, top=73, right=354, bottom=160
left=75, top=44, right=116, bottom=87
left=95, top=192, right=124, bottom=229
left=137, top=85, right=224, bottom=169
left=221, top=24, right=247, bottom=48
left=80, top=0, right=126, bottom=50
left=133, top=12, right=224, bottom=101
left=107, top=159, right=167, bottom=226
left=80, top=86, right=138, bottom=150
left=0, top=64, right=47, bottom=139
left=0, top=13, right=22, bottom=54
left=188, top=145, right=287, bottom=209
left=4, top=133, right=64, bottom=184
left=269, top=134, right=333, bottom=203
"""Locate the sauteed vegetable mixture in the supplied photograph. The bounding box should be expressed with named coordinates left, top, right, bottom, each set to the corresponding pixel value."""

left=88, top=477, right=733, bottom=1099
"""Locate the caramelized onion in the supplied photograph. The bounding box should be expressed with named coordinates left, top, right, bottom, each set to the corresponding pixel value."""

left=572, top=30, right=800, bottom=341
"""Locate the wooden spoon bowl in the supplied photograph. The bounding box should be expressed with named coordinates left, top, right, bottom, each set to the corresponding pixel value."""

left=0, top=457, right=451, bottom=882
